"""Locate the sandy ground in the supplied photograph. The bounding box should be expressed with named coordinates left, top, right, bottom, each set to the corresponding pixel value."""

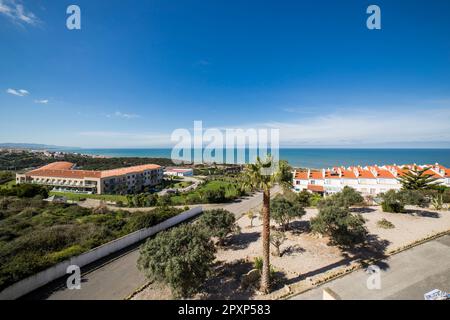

left=133, top=206, right=450, bottom=300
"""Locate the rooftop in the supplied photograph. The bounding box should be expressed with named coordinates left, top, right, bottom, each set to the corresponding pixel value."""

left=23, top=162, right=162, bottom=179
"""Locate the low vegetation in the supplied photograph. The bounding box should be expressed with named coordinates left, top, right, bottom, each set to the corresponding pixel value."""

left=0, top=195, right=182, bottom=291
left=197, top=209, right=240, bottom=245
left=311, top=187, right=368, bottom=246
left=138, top=223, right=216, bottom=298
left=168, top=179, right=246, bottom=205
left=377, top=218, right=395, bottom=229
left=270, top=195, right=306, bottom=230
left=0, top=171, right=14, bottom=185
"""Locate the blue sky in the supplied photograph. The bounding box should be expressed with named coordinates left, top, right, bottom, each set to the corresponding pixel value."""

left=1, top=0, right=450, bottom=148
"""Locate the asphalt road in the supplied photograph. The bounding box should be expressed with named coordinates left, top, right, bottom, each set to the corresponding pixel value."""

left=26, top=185, right=281, bottom=300
left=291, top=235, right=450, bottom=300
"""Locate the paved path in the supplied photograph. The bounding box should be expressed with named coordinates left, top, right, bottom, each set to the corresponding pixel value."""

left=291, top=235, right=450, bottom=300
left=27, top=186, right=281, bottom=300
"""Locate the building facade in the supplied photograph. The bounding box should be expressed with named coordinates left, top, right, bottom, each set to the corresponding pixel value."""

left=16, top=162, right=163, bottom=195
left=293, top=163, right=450, bottom=196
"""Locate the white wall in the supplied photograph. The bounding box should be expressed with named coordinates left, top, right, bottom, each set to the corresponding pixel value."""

left=0, top=206, right=203, bottom=300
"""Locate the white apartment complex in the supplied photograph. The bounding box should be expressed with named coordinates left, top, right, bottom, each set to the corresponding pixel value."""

left=16, top=162, right=163, bottom=195
left=293, top=163, right=450, bottom=196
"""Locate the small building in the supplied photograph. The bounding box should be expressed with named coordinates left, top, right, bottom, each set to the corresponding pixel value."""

left=164, top=168, right=194, bottom=177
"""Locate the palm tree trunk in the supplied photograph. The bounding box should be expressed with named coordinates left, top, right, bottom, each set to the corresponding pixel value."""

left=260, top=188, right=271, bottom=293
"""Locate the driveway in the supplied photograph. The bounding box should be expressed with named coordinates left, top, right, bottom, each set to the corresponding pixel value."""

left=26, top=185, right=281, bottom=300
left=291, top=235, right=450, bottom=300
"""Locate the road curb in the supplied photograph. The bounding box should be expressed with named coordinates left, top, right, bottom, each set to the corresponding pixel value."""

left=268, top=229, right=450, bottom=300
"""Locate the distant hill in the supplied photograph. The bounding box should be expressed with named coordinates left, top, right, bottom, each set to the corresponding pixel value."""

left=0, top=143, right=77, bottom=150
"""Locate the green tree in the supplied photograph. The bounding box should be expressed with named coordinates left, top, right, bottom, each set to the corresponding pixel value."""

left=397, top=166, right=440, bottom=190
left=277, top=160, right=293, bottom=192
left=137, top=224, right=216, bottom=298
left=198, top=209, right=239, bottom=245
left=270, top=195, right=305, bottom=230
left=310, top=205, right=367, bottom=246
left=240, top=156, right=289, bottom=293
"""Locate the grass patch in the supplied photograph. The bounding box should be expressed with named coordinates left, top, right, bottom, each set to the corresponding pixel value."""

left=49, top=191, right=128, bottom=203
left=169, top=179, right=244, bottom=205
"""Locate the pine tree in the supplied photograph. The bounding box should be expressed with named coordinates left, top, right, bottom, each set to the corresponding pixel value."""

left=397, top=166, right=440, bottom=190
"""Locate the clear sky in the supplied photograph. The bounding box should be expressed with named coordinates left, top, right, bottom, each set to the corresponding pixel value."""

left=1, top=0, right=450, bottom=148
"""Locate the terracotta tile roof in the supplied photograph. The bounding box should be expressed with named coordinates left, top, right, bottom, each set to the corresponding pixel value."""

left=341, top=170, right=357, bottom=179
left=29, top=161, right=74, bottom=172
left=325, top=170, right=341, bottom=179
left=28, top=169, right=101, bottom=179
left=25, top=162, right=161, bottom=180
left=357, top=169, right=375, bottom=179
left=376, top=170, right=396, bottom=179
left=294, top=171, right=308, bottom=180
left=423, top=169, right=443, bottom=179
left=100, top=164, right=162, bottom=178
left=445, top=169, right=450, bottom=178
left=310, top=171, right=323, bottom=179
left=307, top=185, right=324, bottom=192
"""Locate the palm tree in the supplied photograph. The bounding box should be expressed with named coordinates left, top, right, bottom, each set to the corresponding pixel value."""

left=241, top=155, right=287, bottom=293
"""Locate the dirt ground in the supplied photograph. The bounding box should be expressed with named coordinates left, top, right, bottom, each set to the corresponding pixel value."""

left=132, top=206, right=450, bottom=300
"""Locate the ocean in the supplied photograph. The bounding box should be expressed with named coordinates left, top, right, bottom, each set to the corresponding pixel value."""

left=63, top=148, right=450, bottom=169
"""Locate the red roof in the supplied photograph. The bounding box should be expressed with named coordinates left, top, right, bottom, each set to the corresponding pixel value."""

left=295, top=171, right=308, bottom=179
left=307, top=185, right=324, bottom=192
left=25, top=162, right=161, bottom=180
left=376, top=170, right=395, bottom=179
left=358, top=169, right=375, bottom=179
left=310, top=171, right=323, bottom=179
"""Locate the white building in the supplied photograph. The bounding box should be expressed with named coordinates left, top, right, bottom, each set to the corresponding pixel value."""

left=164, top=168, right=194, bottom=177
left=293, top=163, right=450, bottom=196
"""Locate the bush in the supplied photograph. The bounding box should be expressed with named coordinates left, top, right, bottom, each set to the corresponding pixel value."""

left=198, top=209, right=239, bottom=245
left=0, top=184, right=49, bottom=198
left=377, top=219, right=395, bottom=229
left=310, top=205, right=367, bottom=246
left=398, top=189, right=429, bottom=208
left=202, top=187, right=227, bottom=203
left=380, top=190, right=405, bottom=213
left=296, top=190, right=312, bottom=207
left=335, top=186, right=365, bottom=208
left=126, top=207, right=181, bottom=231
left=138, top=224, right=216, bottom=298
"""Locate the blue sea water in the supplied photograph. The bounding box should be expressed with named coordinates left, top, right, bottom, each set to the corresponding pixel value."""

left=63, top=148, right=450, bottom=169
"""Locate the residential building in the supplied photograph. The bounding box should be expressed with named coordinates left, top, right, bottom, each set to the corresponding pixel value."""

left=16, top=162, right=163, bottom=194
left=292, top=163, right=450, bottom=196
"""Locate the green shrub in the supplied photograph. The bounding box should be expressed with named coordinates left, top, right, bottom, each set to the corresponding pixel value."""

left=138, top=224, right=216, bottom=298
left=380, top=190, right=405, bottom=213
left=47, top=245, right=85, bottom=263
left=198, top=209, right=239, bottom=245
left=270, top=195, right=305, bottom=230
left=377, top=218, right=395, bottom=229
left=311, top=205, right=367, bottom=246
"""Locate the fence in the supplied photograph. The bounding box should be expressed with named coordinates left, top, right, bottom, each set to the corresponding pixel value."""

left=0, top=206, right=203, bottom=300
